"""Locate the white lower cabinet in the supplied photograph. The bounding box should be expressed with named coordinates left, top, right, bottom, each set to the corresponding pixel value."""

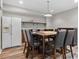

left=2, top=16, right=21, bottom=49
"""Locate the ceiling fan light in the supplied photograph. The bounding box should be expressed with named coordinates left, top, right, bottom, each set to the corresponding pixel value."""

left=44, top=14, right=52, bottom=17
left=74, top=0, right=78, bottom=3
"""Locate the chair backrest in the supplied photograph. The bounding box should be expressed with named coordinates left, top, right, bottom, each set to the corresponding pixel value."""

left=25, top=29, right=33, bottom=46
left=37, top=29, right=40, bottom=31
left=65, top=30, right=75, bottom=46
left=32, top=29, right=37, bottom=32
left=58, top=28, right=74, bottom=30
left=44, top=29, right=53, bottom=31
left=55, top=29, right=66, bottom=48
left=72, top=28, right=77, bottom=45
left=22, top=29, right=27, bottom=43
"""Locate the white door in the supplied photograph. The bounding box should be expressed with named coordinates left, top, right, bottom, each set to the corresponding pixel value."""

left=12, top=17, right=21, bottom=47
left=2, top=16, right=12, bottom=49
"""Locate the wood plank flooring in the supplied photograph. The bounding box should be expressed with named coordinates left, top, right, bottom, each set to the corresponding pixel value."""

left=0, top=46, right=78, bottom=59
left=0, top=46, right=26, bottom=59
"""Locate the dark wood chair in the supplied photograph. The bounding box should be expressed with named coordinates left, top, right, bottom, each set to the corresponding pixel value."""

left=64, top=30, right=75, bottom=59
left=72, top=28, right=77, bottom=46
left=22, top=30, right=27, bottom=53
left=48, top=29, right=67, bottom=59
left=44, top=29, right=53, bottom=31
left=25, top=29, right=41, bottom=59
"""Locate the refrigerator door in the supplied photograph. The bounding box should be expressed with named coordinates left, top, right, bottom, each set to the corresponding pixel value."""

left=2, top=16, right=12, bottom=49
left=12, top=17, right=21, bottom=47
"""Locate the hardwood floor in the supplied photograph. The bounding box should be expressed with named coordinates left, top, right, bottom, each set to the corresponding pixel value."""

left=0, top=46, right=26, bottom=59
left=0, top=46, right=42, bottom=59
left=0, top=46, right=78, bottom=59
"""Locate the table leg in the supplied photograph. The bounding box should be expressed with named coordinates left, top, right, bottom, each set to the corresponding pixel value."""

left=42, top=36, right=45, bottom=59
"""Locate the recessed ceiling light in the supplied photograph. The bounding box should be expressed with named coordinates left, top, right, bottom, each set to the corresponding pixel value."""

left=19, top=0, right=23, bottom=4
left=74, top=0, right=78, bottom=3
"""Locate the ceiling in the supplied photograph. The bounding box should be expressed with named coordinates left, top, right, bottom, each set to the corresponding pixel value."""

left=3, top=0, right=78, bottom=14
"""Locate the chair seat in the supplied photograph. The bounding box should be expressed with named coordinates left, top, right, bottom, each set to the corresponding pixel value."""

left=34, top=42, right=40, bottom=46
left=45, top=40, right=54, bottom=46
left=39, top=46, right=53, bottom=55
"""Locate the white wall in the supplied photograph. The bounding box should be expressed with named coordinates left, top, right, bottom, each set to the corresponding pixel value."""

left=3, top=11, right=46, bottom=29
left=3, top=11, right=46, bottom=22
left=3, top=4, right=47, bottom=29
left=0, top=0, right=3, bottom=9
left=47, top=7, right=78, bottom=29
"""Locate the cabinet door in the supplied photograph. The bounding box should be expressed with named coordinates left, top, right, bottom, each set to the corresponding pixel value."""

left=2, top=16, right=12, bottom=49
left=12, top=17, right=21, bottom=47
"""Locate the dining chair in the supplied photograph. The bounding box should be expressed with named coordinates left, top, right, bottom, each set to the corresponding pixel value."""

left=25, top=29, right=41, bottom=59
left=57, top=28, right=77, bottom=46
left=44, top=29, right=53, bottom=31
left=48, top=29, right=67, bottom=59
left=64, top=30, right=75, bottom=59
left=72, top=28, right=77, bottom=46
left=31, top=29, right=42, bottom=44
left=37, top=29, right=40, bottom=31
left=22, top=30, right=27, bottom=53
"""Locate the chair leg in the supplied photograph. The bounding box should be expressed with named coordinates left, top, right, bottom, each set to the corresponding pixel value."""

left=31, top=47, right=34, bottom=59
left=70, top=45, right=74, bottom=59
left=61, top=48, right=65, bottom=59
left=23, top=43, right=26, bottom=53
left=61, top=48, right=66, bottom=59
left=52, top=48, right=56, bottom=59
left=26, top=47, right=30, bottom=58
left=64, top=47, right=66, bottom=59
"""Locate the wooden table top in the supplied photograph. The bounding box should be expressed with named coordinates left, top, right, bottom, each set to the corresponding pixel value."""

left=32, top=31, right=57, bottom=36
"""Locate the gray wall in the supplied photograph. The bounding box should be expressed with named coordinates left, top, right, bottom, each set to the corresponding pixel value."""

left=46, top=7, right=78, bottom=29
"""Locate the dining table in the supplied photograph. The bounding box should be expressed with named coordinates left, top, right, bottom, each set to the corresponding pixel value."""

left=32, top=31, right=57, bottom=59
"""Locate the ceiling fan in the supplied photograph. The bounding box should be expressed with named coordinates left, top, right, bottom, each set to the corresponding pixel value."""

left=44, top=0, right=53, bottom=17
